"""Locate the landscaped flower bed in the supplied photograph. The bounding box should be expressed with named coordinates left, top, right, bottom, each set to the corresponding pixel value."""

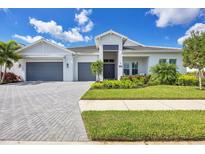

left=0, top=72, right=22, bottom=84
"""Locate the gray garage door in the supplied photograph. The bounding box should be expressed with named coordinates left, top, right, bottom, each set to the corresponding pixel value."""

left=78, top=62, right=96, bottom=81
left=26, top=62, right=63, bottom=81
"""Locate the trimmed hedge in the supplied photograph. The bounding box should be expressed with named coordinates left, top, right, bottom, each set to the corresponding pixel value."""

left=91, top=78, right=144, bottom=89
left=177, top=74, right=205, bottom=86
left=121, top=75, right=151, bottom=84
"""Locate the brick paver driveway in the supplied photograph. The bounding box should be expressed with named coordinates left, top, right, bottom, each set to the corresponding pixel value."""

left=0, top=82, right=91, bottom=141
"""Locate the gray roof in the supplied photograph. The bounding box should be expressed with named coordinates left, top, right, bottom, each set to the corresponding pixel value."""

left=67, top=45, right=181, bottom=53
left=67, top=45, right=98, bottom=53
left=123, top=46, right=181, bottom=51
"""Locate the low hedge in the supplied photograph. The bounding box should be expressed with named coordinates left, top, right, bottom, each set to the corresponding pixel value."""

left=121, top=75, right=151, bottom=84
left=91, top=78, right=144, bottom=89
left=177, top=74, right=205, bottom=86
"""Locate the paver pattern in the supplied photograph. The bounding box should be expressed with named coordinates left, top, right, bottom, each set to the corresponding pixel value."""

left=0, top=82, right=91, bottom=141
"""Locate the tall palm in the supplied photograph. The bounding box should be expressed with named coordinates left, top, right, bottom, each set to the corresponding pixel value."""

left=0, top=40, right=21, bottom=83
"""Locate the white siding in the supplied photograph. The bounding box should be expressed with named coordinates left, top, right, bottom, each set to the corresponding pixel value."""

left=9, top=41, right=74, bottom=81
left=97, top=33, right=123, bottom=80
left=148, top=53, right=186, bottom=73
left=9, top=59, right=26, bottom=81
left=20, top=42, right=72, bottom=57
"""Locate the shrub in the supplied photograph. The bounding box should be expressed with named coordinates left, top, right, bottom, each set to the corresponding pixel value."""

left=0, top=72, right=22, bottom=83
left=177, top=74, right=205, bottom=86
left=149, top=63, right=178, bottom=85
left=121, top=75, right=151, bottom=84
left=91, top=79, right=144, bottom=89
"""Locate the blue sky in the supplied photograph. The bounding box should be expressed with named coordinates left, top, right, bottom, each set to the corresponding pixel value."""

left=0, top=8, right=205, bottom=48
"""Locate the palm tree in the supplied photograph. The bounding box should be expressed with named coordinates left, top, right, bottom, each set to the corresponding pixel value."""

left=0, top=40, right=21, bottom=83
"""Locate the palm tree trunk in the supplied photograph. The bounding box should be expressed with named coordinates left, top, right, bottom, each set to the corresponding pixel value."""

left=1, top=65, right=7, bottom=84
left=198, top=69, right=202, bottom=90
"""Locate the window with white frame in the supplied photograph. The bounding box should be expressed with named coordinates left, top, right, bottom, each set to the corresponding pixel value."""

left=132, top=62, right=138, bottom=75
left=123, top=63, right=130, bottom=75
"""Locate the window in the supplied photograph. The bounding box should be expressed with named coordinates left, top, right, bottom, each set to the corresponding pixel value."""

left=123, top=63, right=130, bottom=75
left=169, top=59, right=177, bottom=65
left=132, top=62, right=138, bottom=75
left=104, top=59, right=115, bottom=63
left=103, top=45, right=119, bottom=51
left=159, top=59, right=167, bottom=64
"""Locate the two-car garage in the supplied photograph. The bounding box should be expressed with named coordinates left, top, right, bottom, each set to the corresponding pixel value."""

left=14, top=39, right=98, bottom=82
left=26, top=62, right=96, bottom=81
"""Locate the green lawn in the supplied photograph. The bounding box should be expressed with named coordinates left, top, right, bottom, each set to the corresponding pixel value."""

left=82, top=111, right=205, bottom=141
left=82, top=85, right=205, bottom=100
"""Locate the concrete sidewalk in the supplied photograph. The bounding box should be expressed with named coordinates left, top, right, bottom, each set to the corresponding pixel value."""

left=79, top=100, right=205, bottom=112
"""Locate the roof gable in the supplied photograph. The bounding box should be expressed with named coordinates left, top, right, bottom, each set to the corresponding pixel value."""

left=17, top=39, right=75, bottom=55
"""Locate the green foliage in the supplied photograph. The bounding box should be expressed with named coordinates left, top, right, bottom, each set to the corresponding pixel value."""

left=177, top=74, right=205, bottom=86
left=177, top=74, right=198, bottom=86
left=91, top=78, right=144, bottom=89
left=182, top=31, right=205, bottom=69
left=182, top=31, right=205, bottom=89
left=82, top=85, right=205, bottom=100
left=0, top=40, right=22, bottom=83
left=149, top=63, right=178, bottom=85
left=82, top=111, right=205, bottom=141
left=91, top=60, right=103, bottom=81
left=121, top=75, right=151, bottom=84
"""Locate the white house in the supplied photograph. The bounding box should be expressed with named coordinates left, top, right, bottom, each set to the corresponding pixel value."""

left=7, top=30, right=186, bottom=81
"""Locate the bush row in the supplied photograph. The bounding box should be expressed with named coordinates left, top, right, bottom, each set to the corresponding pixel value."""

left=177, top=74, right=205, bottom=86
left=91, top=73, right=205, bottom=89
left=91, top=76, right=145, bottom=89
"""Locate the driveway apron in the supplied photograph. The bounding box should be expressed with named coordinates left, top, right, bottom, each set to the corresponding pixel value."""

left=0, top=82, right=91, bottom=141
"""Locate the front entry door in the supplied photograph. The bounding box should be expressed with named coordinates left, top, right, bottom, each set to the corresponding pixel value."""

left=103, top=64, right=115, bottom=79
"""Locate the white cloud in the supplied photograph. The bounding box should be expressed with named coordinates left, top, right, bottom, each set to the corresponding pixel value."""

left=148, top=8, right=201, bottom=27
left=29, top=17, right=92, bottom=42
left=62, top=27, right=84, bottom=42
left=177, top=23, right=205, bottom=45
left=82, top=21, right=94, bottom=32
left=13, top=34, right=43, bottom=43
left=75, top=9, right=92, bottom=25
left=84, top=36, right=92, bottom=42
left=29, top=18, right=62, bottom=35
left=47, top=39, right=65, bottom=47
left=75, top=9, right=94, bottom=32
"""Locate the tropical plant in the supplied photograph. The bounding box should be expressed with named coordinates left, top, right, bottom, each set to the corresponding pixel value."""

left=182, top=31, right=205, bottom=90
left=0, top=40, right=21, bottom=83
left=91, top=60, right=103, bottom=81
left=149, top=63, right=178, bottom=85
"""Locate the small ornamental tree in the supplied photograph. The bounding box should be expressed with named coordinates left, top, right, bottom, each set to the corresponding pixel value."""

left=0, top=40, right=21, bottom=84
left=91, top=60, right=103, bottom=81
left=182, top=31, right=205, bottom=90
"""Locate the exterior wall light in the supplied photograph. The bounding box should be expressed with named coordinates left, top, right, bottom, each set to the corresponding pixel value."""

left=67, top=63, right=69, bottom=68
left=18, top=64, right=21, bottom=68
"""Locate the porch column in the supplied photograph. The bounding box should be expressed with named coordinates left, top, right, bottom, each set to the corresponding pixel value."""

left=99, top=44, right=103, bottom=81
left=117, top=43, right=123, bottom=80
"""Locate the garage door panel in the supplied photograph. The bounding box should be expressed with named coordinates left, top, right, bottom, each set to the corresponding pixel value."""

left=78, top=62, right=96, bottom=81
left=26, top=62, right=63, bottom=81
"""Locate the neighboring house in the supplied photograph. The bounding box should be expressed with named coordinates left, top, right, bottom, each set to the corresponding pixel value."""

left=9, top=30, right=186, bottom=81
